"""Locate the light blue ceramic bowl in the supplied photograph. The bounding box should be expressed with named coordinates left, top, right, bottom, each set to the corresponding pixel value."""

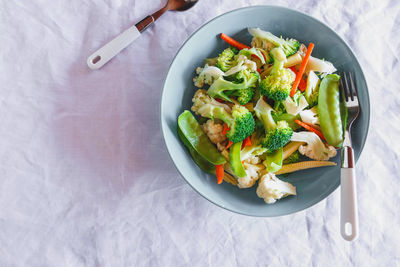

left=161, top=6, right=370, bottom=217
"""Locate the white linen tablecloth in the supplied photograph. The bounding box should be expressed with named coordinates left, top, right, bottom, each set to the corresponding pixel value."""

left=0, top=0, right=399, bottom=266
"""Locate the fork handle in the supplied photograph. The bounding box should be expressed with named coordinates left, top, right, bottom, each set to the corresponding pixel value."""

left=340, top=146, right=359, bottom=241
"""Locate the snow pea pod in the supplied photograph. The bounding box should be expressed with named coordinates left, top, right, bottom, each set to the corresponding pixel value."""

left=178, top=127, right=215, bottom=173
left=178, top=111, right=226, bottom=165
left=318, top=74, right=343, bottom=147
left=229, top=141, right=247, bottom=178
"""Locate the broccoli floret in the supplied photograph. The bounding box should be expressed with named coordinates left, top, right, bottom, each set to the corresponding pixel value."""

left=261, top=121, right=293, bottom=152
left=226, top=105, right=255, bottom=142
left=272, top=99, right=302, bottom=130
left=283, top=151, right=301, bottom=164
left=192, top=92, right=255, bottom=143
left=260, top=47, right=295, bottom=101
left=228, top=70, right=258, bottom=104
left=216, top=47, right=238, bottom=72
left=273, top=100, right=286, bottom=113
left=232, top=88, right=254, bottom=105
left=254, top=97, right=293, bottom=152
left=207, top=70, right=259, bottom=102
left=272, top=112, right=301, bottom=131
left=248, top=28, right=300, bottom=57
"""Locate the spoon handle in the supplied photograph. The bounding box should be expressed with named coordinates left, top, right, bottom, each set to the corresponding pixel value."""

left=87, top=16, right=155, bottom=70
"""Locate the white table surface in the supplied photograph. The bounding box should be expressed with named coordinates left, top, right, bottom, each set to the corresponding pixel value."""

left=1, top=0, right=399, bottom=266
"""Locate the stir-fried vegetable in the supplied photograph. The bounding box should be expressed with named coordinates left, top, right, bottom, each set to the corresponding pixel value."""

left=220, top=33, right=250, bottom=50
left=260, top=47, right=295, bottom=101
left=264, top=148, right=283, bottom=173
left=318, top=74, right=344, bottom=147
left=178, top=111, right=226, bottom=165
left=290, top=43, right=314, bottom=97
left=294, top=119, right=326, bottom=141
left=275, top=161, right=337, bottom=175
left=229, top=141, right=247, bottom=177
left=177, top=28, right=345, bottom=205
left=254, top=97, right=293, bottom=152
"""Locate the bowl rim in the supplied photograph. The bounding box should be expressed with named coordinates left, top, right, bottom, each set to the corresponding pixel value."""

left=160, top=5, right=370, bottom=217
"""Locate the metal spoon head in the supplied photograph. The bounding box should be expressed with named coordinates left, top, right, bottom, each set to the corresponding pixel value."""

left=167, top=0, right=199, bottom=12
left=177, top=0, right=198, bottom=11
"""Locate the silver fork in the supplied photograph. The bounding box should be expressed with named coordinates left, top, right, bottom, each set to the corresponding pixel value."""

left=339, top=72, right=360, bottom=241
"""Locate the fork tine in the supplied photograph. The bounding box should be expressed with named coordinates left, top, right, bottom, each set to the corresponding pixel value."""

left=339, top=74, right=347, bottom=102
left=340, top=73, right=350, bottom=101
left=348, top=72, right=356, bottom=101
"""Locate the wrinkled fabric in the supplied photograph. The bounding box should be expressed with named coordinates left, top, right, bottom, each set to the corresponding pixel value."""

left=0, top=0, right=399, bottom=266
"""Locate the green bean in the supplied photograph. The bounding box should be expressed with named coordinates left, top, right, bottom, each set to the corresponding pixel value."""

left=318, top=74, right=343, bottom=147
left=229, top=141, right=247, bottom=177
left=178, top=111, right=226, bottom=165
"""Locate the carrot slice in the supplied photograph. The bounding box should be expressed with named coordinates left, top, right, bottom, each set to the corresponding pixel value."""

left=220, top=33, right=250, bottom=50
left=222, top=124, right=229, bottom=135
left=289, top=66, right=298, bottom=74
left=226, top=140, right=233, bottom=149
left=290, top=43, right=314, bottom=97
left=294, top=119, right=326, bottom=141
left=215, top=164, right=224, bottom=184
left=241, top=136, right=252, bottom=149
left=298, top=78, right=307, bottom=92
left=290, top=66, right=306, bottom=92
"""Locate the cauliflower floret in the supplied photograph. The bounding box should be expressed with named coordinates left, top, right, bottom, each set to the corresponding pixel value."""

left=237, top=161, right=265, bottom=188
left=256, top=173, right=296, bottom=204
left=243, top=58, right=257, bottom=72
left=193, top=56, right=258, bottom=88
left=251, top=37, right=275, bottom=53
left=193, top=65, right=225, bottom=88
left=202, top=119, right=227, bottom=149
left=240, top=136, right=268, bottom=162
left=237, top=166, right=259, bottom=188
left=298, top=144, right=336, bottom=160
left=283, top=91, right=309, bottom=115
left=217, top=142, right=227, bottom=152
left=291, top=131, right=337, bottom=161
left=191, top=89, right=231, bottom=115
left=246, top=155, right=261, bottom=165
left=224, top=54, right=257, bottom=76
left=299, top=106, right=320, bottom=130
left=224, top=158, right=265, bottom=189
